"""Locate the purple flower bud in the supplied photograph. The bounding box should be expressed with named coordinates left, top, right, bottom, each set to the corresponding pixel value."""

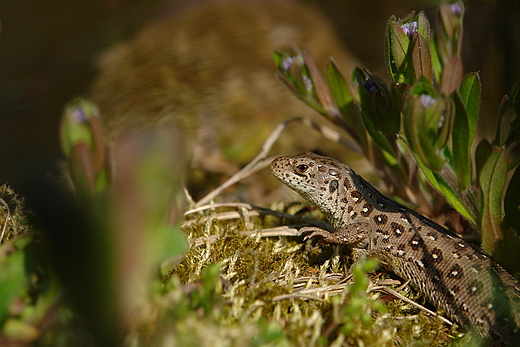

left=420, top=94, right=436, bottom=108
left=363, top=78, right=378, bottom=93
left=449, top=3, right=463, bottom=15
left=72, top=107, right=88, bottom=123
left=401, top=21, right=418, bottom=37
left=282, top=57, right=294, bottom=71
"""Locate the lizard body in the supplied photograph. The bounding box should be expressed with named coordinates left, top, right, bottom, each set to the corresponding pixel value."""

left=271, top=152, right=520, bottom=344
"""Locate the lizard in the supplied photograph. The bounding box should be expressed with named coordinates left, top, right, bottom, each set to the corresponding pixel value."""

left=271, top=152, right=520, bottom=344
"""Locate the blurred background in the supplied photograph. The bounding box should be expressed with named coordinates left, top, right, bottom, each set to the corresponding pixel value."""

left=0, top=0, right=519, bottom=186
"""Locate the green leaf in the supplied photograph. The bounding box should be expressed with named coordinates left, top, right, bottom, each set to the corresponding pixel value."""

left=302, top=51, right=340, bottom=119
left=350, top=67, right=366, bottom=105
left=479, top=148, right=507, bottom=254
left=274, top=50, right=325, bottom=113
left=272, top=51, right=284, bottom=68
left=386, top=19, right=413, bottom=83
left=431, top=97, right=451, bottom=149
left=403, top=81, right=447, bottom=171
left=390, top=82, right=410, bottom=112
left=475, top=138, right=492, bottom=183
left=494, top=96, right=510, bottom=147
left=416, top=12, right=431, bottom=41
left=61, top=98, right=108, bottom=194
left=406, top=145, right=475, bottom=222
left=326, top=59, right=352, bottom=111
left=450, top=92, right=471, bottom=190
left=0, top=241, right=29, bottom=322
left=351, top=69, right=397, bottom=159
left=60, top=97, right=99, bottom=158
left=504, top=163, right=520, bottom=234
left=459, top=72, right=481, bottom=141
left=439, top=1, right=464, bottom=55
left=432, top=170, right=474, bottom=223
left=411, top=32, right=433, bottom=83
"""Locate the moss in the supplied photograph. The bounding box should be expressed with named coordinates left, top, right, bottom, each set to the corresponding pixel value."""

left=0, top=182, right=465, bottom=345
left=145, top=203, right=462, bottom=346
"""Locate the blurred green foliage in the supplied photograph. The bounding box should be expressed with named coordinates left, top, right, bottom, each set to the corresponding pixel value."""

left=1, top=1, right=518, bottom=346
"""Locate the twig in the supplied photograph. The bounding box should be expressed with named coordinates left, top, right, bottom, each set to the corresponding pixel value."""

left=0, top=197, right=10, bottom=244
left=195, top=117, right=360, bottom=206
left=371, top=285, right=453, bottom=326
left=184, top=202, right=333, bottom=231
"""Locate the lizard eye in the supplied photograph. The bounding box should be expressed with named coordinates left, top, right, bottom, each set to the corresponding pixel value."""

left=296, top=164, right=309, bottom=172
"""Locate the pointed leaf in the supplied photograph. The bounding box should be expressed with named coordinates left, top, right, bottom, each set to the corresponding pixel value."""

left=351, top=69, right=397, bottom=159
left=60, top=98, right=100, bottom=158
left=404, top=141, right=475, bottom=222
left=459, top=72, right=481, bottom=140
left=303, top=51, right=340, bottom=119
left=450, top=92, right=471, bottom=190
left=411, top=32, right=433, bottom=83
left=387, top=20, right=413, bottom=83
left=479, top=148, right=507, bottom=254
left=430, top=36, right=443, bottom=83
left=391, top=82, right=410, bottom=112
left=440, top=56, right=463, bottom=95
left=416, top=12, right=431, bottom=41
left=432, top=97, right=452, bottom=149
left=326, top=59, right=352, bottom=112
left=403, top=95, right=446, bottom=170
left=495, top=96, right=510, bottom=147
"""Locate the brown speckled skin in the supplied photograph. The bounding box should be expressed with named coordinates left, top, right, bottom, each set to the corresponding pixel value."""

left=271, top=153, right=520, bottom=344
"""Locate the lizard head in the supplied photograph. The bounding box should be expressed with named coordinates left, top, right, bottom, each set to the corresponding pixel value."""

left=271, top=152, right=348, bottom=222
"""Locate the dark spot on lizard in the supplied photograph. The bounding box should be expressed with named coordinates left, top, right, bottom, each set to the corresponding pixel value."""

left=395, top=243, right=406, bottom=257
left=329, top=180, right=339, bottom=194
left=390, top=222, right=404, bottom=237
left=422, top=259, right=442, bottom=283
left=447, top=264, right=464, bottom=279
left=329, top=168, right=340, bottom=177
left=360, top=203, right=374, bottom=217
left=351, top=191, right=363, bottom=204
left=374, top=214, right=388, bottom=225
left=399, top=213, right=411, bottom=223
left=426, top=231, right=437, bottom=241
left=430, top=247, right=444, bottom=263
left=378, top=229, right=390, bottom=243
left=343, top=178, right=351, bottom=190
left=410, top=234, right=424, bottom=250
